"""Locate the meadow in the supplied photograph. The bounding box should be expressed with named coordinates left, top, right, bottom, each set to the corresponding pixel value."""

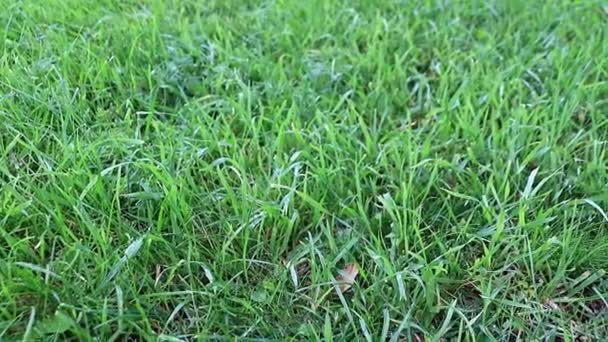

left=1, top=0, right=607, bottom=340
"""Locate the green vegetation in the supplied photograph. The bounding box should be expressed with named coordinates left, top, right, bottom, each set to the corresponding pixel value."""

left=1, top=0, right=608, bottom=340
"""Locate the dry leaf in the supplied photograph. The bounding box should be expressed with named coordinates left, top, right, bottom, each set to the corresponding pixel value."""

left=335, top=263, right=358, bottom=294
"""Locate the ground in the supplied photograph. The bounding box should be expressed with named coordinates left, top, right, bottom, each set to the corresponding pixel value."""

left=1, top=0, right=608, bottom=340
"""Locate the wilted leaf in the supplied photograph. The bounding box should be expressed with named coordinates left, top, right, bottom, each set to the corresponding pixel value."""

left=335, top=263, right=358, bottom=294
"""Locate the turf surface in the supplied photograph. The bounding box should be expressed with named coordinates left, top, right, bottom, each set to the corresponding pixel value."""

left=1, top=0, right=608, bottom=340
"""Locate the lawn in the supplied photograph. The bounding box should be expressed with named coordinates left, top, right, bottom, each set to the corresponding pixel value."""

left=1, top=0, right=608, bottom=340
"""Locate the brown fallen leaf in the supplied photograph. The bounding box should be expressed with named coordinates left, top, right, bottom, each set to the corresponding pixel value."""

left=335, top=263, right=359, bottom=294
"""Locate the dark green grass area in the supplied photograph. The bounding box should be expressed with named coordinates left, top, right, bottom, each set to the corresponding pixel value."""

left=1, top=0, right=608, bottom=340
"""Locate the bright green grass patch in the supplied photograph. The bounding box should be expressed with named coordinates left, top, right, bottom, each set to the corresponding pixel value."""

left=1, top=0, right=608, bottom=340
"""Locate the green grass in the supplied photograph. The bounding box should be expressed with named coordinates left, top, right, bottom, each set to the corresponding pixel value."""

left=1, top=0, right=608, bottom=340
